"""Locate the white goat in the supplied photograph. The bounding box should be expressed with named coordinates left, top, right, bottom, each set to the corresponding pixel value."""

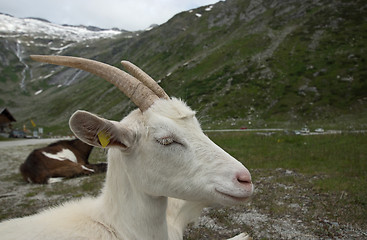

left=0, top=55, right=253, bottom=240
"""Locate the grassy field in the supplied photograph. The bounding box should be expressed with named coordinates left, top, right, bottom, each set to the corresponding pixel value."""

left=0, top=132, right=366, bottom=239
left=207, top=131, right=367, bottom=227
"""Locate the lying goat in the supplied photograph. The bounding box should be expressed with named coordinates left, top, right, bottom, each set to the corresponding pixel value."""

left=0, top=55, right=253, bottom=239
left=20, top=138, right=106, bottom=184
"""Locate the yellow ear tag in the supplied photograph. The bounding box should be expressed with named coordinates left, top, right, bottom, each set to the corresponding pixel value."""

left=98, top=131, right=111, bottom=148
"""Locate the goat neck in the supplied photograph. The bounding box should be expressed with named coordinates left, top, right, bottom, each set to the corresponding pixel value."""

left=99, top=148, right=169, bottom=240
left=167, top=199, right=206, bottom=240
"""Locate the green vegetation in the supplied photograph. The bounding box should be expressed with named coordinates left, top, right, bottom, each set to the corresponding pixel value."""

left=209, top=131, right=367, bottom=194
left=1, top=0, right=366, bottom=134
left=0, top=66, right=19, bottom=83
left=208, top=131, right=367, bottom=225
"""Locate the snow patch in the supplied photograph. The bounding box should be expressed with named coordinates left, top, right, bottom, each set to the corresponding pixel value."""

left=34, top=89, right=43, bottom=95
left=0, top=14, right=121, bottom=42
left=205, top=5, right=214, bottom=11
left=49, top=43, right=75, bottom=53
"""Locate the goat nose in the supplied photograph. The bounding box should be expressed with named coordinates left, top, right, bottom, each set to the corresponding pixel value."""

left=236, top=170, right=252, bottom=185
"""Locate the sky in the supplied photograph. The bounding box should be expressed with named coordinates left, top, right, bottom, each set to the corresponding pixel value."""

left=0, top=0, right=221, bottom=31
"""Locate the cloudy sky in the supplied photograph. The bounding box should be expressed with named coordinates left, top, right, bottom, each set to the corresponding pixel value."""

left=0, top=0, right=220, bottom=31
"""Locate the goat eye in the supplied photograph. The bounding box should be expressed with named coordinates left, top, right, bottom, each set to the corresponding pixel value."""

left=156, top=137, right=174, bottom=146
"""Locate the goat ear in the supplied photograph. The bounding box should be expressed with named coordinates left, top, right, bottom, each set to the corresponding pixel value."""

left=69, top=110, right=134, bottom=150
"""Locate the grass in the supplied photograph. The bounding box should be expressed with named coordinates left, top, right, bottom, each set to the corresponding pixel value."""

left=207, top=132, right=367, bottom=224
left=208, top=131, right=367, bottom=190
left=0, top=136, right=11, bottom=141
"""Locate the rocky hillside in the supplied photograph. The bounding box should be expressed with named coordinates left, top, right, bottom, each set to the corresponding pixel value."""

left=0, top=0, right=366, bottom=135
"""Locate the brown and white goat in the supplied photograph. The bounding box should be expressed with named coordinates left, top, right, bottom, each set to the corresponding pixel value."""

left=20, top=138, right=107, bottom=184
left=0, top=55, right=253, bottom=240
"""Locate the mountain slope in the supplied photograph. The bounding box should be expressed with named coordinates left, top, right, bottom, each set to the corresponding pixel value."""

left=107, top=0, right=367, bottom=128
left=1, top=0, right=366, bottom=135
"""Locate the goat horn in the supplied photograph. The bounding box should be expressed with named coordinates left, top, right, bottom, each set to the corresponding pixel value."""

left=30, top=55, right=159, bottom=111
left=121, top=61, right=169, bottom=100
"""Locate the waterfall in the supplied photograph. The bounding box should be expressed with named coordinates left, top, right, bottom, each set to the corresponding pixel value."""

left=15, top=40, right=29, bottom=91
left=66, top=70, right=83, bottom=85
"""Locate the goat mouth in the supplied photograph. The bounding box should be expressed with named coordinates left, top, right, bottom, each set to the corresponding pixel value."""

left=215, top=189, right=250, bottom=202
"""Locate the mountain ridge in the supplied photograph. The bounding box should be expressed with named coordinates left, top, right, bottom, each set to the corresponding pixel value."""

left=1, top=0, right=366, bottom=135
left=0, top=13, right=126, bottom=42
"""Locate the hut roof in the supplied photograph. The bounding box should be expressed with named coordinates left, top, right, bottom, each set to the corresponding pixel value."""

left=0, top=108, right=16, bottom=124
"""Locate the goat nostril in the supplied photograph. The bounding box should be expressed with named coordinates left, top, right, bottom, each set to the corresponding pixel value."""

left=238, top=178, right=251, bottom=184
left=237, top=178, right=252, bottom=185
left=236, top=172, right=252, bottom=185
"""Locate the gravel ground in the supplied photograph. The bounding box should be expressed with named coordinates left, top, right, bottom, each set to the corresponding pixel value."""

left=0, top=139, right=366, bottom=239
left=185, top=168, right=367, bottom=239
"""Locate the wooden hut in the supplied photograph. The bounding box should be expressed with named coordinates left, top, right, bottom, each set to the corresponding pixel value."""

left=0, top=108, right=16, bottom=133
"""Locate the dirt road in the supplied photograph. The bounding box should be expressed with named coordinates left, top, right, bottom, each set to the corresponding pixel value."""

left=0, top=137, right=71, bottom=148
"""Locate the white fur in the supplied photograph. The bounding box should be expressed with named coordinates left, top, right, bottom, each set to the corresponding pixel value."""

left=81, top=165, right=95, bottom=172
left=48, top=177, right=64, bottom=184
left=0, top=98, right=253, bottom=239
left=167, top=198, right=206, bottom=240
left=42, top=148, right=77, bottom=163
